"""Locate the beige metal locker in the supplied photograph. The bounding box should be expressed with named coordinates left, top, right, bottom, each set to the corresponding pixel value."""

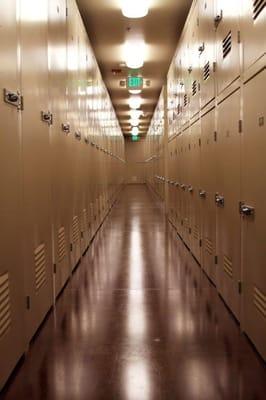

left=188, top=3, right=200, bottom=118
left=216, top=89, right=241, bottom=319
left=67, top=0, right=81, bottom=270
left=241, top=67, right=266, bottom=360
left=198, top=0, right=216, bottom=109
left=20, top=0, right=53, bottom=340
left=48, top=0, right=71, bottom=297
left=215, top=0, right=241, bottom=94
left=180, top=129, right=190, bottom=244
left=200, top=106, right=217, bottom=283
left=0, top=1, right=25, bottom=389
left=188, top=118, right=201, bottom=262
left=242, top=0, right=266, bottom=73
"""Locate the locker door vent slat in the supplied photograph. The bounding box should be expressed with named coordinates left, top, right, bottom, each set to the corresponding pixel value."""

left=222, top=31, right=232, bottom=59
left=205, top=238, right=213, bottom=255
left=183, top=94, right=188, bottom=107
left=72, top=216, right=80, bottom=244
left=203, top=61, right=210, bottom=81
left=253, top=286, right=266, bottom=317
left=35, top=244, right=47, bottom=291
left=253, top=0, right=266, bottom=20
left=193, top=226, right=200, bottom=240
left=192, top=80, right=197, bottom=96
left=58, top=227, right=66, bottom=262
left=223, top=255, right=233, bottom=278
left=0, top=272, right=11, bottom=339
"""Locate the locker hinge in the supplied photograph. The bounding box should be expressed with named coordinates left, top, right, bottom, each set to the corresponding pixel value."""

left=215, top=255, right=218, bottom=265
left=66, top=7, right=68, bottom=17
left=199, top=138, right=201, bottom=147
left=54, top=264, right=57, bottom=274
left=214, top=131, right=217, bottom=142
left=238, top=281, right=243, bottom=294
left=239, top=120, right=243, bottom=133
left=199, top=239, right=202, bottom=247
left=237, top=31, right=241, bottom=44
left=26, top=296, right=31, bottom=310
left=197, top=17, right=199, bottom=26
left=189, top=227, right=192, bottom=234
left=213, top=62, right=217, bottom=73
left=70, top=243, right=73, bottom=252
left=81, top=231, right=84, bottom=239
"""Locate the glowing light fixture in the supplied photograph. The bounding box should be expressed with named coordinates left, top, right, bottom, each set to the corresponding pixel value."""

left=131, top=119, right=139, bottom=127
left=132, top=127, right=139, bottom=136
left=124, top=38, right=145, bottom=69
left=130, top=110, right=143, bottom=119
left=129, top=96, right=141, bottom=110
left=129, top=89, right=142, bottom=95
left=122, top=0, right=149, bottom=19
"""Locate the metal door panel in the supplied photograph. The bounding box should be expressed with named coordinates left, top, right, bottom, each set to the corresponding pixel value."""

left=216, top=90, right=241, bottom=319
left=48, top=0, right=71, bottom=297
left=242, top=68, right=266, bottom=360
left=20, top=0, right=53, bottom=340
left=0, top=1, right=25, bottom=389
left=215, top=0, right=241, bottom=94
left=200, top=108, right=217, bottom=283
left=242, top=0, right=266, bottom=72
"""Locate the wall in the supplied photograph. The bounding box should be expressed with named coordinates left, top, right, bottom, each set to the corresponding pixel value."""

left=125, top=137, right=146, bottom=184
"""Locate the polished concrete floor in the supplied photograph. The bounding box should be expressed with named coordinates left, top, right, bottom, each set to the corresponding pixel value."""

left=2, top=185, right=266, bottom=400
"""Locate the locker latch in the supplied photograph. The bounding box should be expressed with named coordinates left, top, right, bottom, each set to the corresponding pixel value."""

left=62, top=123, right=70, bottom=134
left=41, top=111, right=53, bottom=125
left=188, top=185, right=194, bottom=193
left=214, top=10, right=223, bottom=28
left=215, top=194, right=225, bottom=207
left=75, top=131, right=82, bottom=140
left=199, top=190, right=206, bottom=198
left=198, top=43, right=205, bottom=54
left=240, top=204, right=255, bottom=217
left=3, top=88, right=23, bottom=110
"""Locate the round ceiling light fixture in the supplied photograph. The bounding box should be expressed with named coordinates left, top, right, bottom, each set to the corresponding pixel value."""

left=129, top=96, right=141, bottom=109
left=121, top=0, right=149, bottom=19
left=124, top=38, right=145, bottom=69
left=131, top=127, right=139, bottom=136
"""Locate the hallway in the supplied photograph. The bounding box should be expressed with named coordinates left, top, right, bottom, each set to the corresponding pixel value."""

left=2, top=185, right=266, bottom=400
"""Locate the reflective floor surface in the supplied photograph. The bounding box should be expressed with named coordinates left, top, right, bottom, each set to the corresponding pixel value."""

left=1, top=185, right=266, bottom=399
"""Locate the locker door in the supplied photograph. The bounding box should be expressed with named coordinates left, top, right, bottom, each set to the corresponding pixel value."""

left=48, top=0, right=71, bottom=297
left=198, top=0, right=216, bottom=108
left=189, top=119, right=201, bottom=262
left=189, top=3, right=200, bottom=118
left=216, top=90, right=241, bottom=319
left=242, top=69, right=266, bottom=360
left=200, top=108, right=217, bottom=284
left=215, top=0, right=241, bottom=94
left=242, top=0, right=266, bottom=72
left=0, top=2, right=25, bottom=389
left=67, top=0, right=81, bottom=270
left=20, top=0, right=53, bottom=340
left=175, top=135, right=182, bottom=234
left=180, top=130, right=189, bottom=243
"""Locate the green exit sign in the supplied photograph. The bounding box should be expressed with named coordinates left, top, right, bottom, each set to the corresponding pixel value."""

left=127, top=76, right=143, bottom=90
left=132, top=135, right=140, bottom=142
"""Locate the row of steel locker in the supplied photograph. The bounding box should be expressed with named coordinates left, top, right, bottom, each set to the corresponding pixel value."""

left=0, top=0, right=125, bottom=390
left=145, top=1, right=265, bottom=360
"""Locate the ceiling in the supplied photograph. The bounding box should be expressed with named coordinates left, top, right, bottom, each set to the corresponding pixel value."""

left=77, top=0, right=192, bottom=136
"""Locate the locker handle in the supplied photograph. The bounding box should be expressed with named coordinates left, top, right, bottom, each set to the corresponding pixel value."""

left=188, top=186, right=193, bottom=193
left=214, top=10, right=223, bottom=27
left=198, top=43, right=205, bottom=54
left=215, top=194, right=225, bottom=207
left=84, top=137, right=89, bottom=144
left=75, top=131, right=81, bottom=140
left=181, top=184, right=186, bottom=190
left=174, top=182, right=180, bottom=187
left=41, top=111, right=53, bottom=126
left=240, top=204, right=255, bottom=217
left=199, top=190, right=206, bottom=198
left=3, top=88, right=23, bottom=110
left=62, top=123, right=70, bottom=133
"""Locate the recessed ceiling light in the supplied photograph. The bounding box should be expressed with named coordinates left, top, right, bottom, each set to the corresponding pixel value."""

left=121, top=0, right=149, bottom=19
left=131, top=119, right=139, bottom=127
left=129, top=89, right=142, bottom=95
left=129, top=96, right=141, bottom=109
left=124, top=38, right=145, bottom=69
left=132, top=127, right=139, bottom=135
left=130, top=110, right=143, bottom=119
